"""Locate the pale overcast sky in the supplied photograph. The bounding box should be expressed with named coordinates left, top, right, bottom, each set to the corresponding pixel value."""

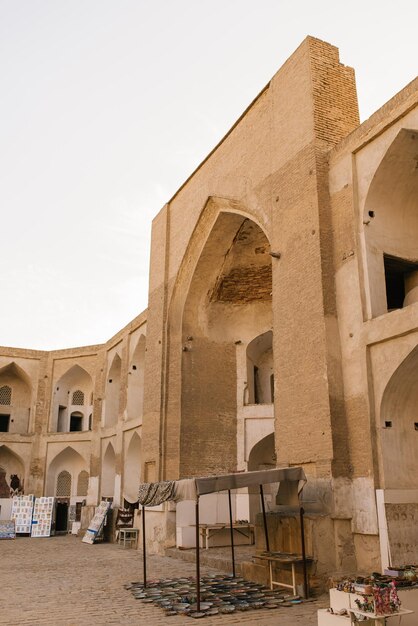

left=1, top=1, right=417, bottom=350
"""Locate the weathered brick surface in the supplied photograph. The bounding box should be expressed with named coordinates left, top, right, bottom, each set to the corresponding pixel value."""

left=0, top=536, right=327, bottom=625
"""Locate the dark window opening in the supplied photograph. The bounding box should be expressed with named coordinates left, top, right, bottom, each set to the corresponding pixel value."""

left=414, top=423, right=418, bottom=431
left=0, top=414, right=10, bottom=432
left=88, top=414, right=92, bottom=431
left=384, top=421, right=392, bottom=428
left=70, top=414, right=83, bottom=432
left=254, top=366, right=260, bottom=404
left=132, top=365, right=137, bottom=370
left=384, top=255, right=418, bottom=311
left=270, top=374, right=275, bottom=403
left=75, top=501, right=82, bottom=522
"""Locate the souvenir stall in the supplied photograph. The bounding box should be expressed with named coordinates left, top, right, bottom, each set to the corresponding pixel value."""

left=135, top=467, right=310, bottom=615
left=318, top=570, right=417, bottom=625
left=11, top=494, right=34, bottom=534
left=31, top=497, right=54, bottom=537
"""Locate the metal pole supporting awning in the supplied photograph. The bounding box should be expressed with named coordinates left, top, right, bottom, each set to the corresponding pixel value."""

left=138, top=467, right=307, bottom=611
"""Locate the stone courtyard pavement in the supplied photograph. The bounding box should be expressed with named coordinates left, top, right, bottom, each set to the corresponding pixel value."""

left=0, top=535, right=327, bottom=625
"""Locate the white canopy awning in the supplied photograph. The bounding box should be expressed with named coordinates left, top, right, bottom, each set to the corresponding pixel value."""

left=138, top=467, right=306, bottom=507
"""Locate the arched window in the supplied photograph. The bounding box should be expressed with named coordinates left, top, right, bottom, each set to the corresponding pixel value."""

left=56, top=470, right=71, bottom=497
left=77, top=470, right=89, bottom=496
left=72, top=390, right=84, bottom=406
left=0, top=385, right=12, bottom=406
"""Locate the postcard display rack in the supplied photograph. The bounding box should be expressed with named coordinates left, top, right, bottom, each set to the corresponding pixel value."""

left=31, top=496, right=54, bottom=537
left=11, top=495, right=35, bottom=534
left=318, top=585, right=414, bottom=625
left=82, top=500, right=111, bottom=544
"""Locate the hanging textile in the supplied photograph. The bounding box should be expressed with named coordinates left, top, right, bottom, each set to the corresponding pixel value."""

left=138, top=480, right=175, bottom=506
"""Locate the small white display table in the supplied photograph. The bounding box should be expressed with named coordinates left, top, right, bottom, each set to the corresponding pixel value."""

left=117, top=527, right=138, bottom=549
left=347, top=607, right=413, bottom=624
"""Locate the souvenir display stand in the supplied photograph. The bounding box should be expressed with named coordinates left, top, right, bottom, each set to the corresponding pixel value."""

left=318, top=586, right=414, bottom=625
left=82, top=500, right=112, bottom=544
left=31, top=497, right=54, bottom=537
left=138, top=467, right=308, bottom=612
left=0, top=519, right=16, bottom=539
left=11, top=494, right=34, bottom=534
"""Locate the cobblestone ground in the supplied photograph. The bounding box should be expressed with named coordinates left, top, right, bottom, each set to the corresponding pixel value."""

left=0, top=535, right=327, bottom=625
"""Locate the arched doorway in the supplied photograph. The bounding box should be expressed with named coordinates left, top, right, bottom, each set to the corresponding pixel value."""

left=46, top=446, right=89, bottom=532
left=246, top=331, right=274, bottom=405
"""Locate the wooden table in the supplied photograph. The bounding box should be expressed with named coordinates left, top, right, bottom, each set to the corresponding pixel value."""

left=254, top=551, right=313, bottom=595
left=117, top=527, right=138, bottom=549
left=198, top=523, right=254, bottom=549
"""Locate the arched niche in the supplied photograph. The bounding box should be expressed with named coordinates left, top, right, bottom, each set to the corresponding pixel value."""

left=0, top=362, right=32, bottom=434
left=51, top=365, right=93, bottom=433
left=77, top=470, right=89, bottom=497
left=103, top=354, right=122, bottom=428
left=247, top=433, right=276, bottom=523
left=180, top=211, right=272, bottom=477
left=123, top=432, right=141, bottom=503
left=127, top=336, right=146, bottom=420
left=0, top=445, right=25, bottom=496
left=246, top=331, right=273, bottom=405
left=101, top=442, right=116, bottom=498
left=380, top=345, right=418, bottom=489
left=45, top=446, right=88, bottom=497
left=364, top=129, right=418, bottom=317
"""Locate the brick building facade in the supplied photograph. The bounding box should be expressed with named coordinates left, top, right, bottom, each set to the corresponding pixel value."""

left=1, top=37, right=417, bottom=577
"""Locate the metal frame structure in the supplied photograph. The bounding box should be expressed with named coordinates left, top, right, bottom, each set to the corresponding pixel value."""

left=138, top=467, right=308, bottom=611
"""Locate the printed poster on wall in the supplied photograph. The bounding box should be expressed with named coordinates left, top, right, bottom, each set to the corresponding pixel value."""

left=82, top=500, right=111, bottom=544
left=11, top=494, right=34, bottom=534
left=0, top=519, right=16, bottom=539
left=31, top=497, right=54, bottom=537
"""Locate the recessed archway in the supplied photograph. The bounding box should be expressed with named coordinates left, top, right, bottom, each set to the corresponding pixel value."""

left=246, top=331, right=274, bottom=405
left=380, top=345, right=418, bottom=489
left=123, top=432, right=141, bottom=503
left=101, top=442, right=116, bottom=498
left=364, top=129, right=418, bottom=316
left=0, top=445, right=25, bottom=496
left=51, top=365, right=93, bottom=432
left=247, top=433, right=276, bottom=523
left=45, top=446, right=88, bottom=497
left=104, top=354, right=122, bottom=428
left=0, top=362, right=32, bottom=433
left=180, top=211, right=272, bottom=478
left=127, top=336, right=146, bottom=420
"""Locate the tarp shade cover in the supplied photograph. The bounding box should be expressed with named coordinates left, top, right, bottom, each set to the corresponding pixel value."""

left=195, top=467, right=305, bottom=495
left=138, top=467, right=306, bottom=507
